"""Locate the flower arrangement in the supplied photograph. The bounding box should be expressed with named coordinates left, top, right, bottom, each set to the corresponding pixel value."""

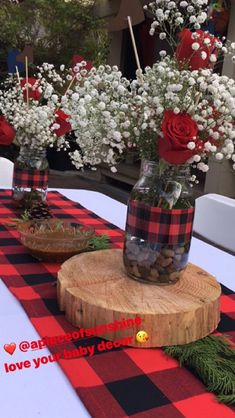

left=129, top=57, right=235, bottom=174
left=0, top=61, right=87, bottom=208
left=59, top=0, right=235, bottom=181
left=0, top=62, right=76, bottom=153
left=126, top=0, right=235, bottom=178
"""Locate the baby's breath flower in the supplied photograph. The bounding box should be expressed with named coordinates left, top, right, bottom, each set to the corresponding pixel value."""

left=187, top=141, right=196, bottom=150
left=215, top=153, right=224, bottom=160
left=201, top=51, right=207, bottom=60
left=210, top=54, right=217, bottom=63
left=159, top=32, right=166, bottom=40
left=192, top=42, right=200, bottom=50
left=159, top=50, right=167, bottom=57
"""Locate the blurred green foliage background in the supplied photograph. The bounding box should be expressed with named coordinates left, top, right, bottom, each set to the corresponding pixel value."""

left=0, top=0, right=109, bottom=73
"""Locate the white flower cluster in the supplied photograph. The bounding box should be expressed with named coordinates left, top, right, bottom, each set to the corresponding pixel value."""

left=60, top=56, right=235, bottom=172
left=0, top=64, right=71, bottom=152
left=63, top=65, right=133, bottom=172
left=145, top=0, right=208, bottom=39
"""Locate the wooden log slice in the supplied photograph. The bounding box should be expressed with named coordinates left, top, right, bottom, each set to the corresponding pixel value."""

left=57, top=249, right=221, bottom=347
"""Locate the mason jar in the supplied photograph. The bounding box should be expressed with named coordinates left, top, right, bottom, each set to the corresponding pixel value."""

left=123, top=160, right=195, bottom=285
left=12, top=145, right=49, bottom=209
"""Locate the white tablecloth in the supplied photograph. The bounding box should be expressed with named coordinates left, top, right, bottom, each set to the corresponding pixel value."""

left=0, top=188, right=234, bottom=418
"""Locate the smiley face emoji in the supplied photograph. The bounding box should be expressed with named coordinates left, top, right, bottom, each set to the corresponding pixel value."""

left=136, top=330, right=149, bottom=343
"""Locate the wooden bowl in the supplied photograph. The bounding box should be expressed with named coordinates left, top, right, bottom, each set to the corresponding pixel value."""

left=17, top=219, right=95, bottom=263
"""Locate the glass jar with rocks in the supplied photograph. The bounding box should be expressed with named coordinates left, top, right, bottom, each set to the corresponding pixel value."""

left=123, top=160, right=195, bottom=285
left=12, top=145, right=49, bottom=210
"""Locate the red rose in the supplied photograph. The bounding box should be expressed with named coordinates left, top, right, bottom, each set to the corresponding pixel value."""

left=72, top=54, right=93, bottom=75
left=159, top=110, right=199, bottom=164
left=20, top=77, right=42, bottom=102
left=53, top=110, right=71, bottom=137
left=0, top=116, right=16, bottom=145
left=176, top=29, right=218, bottom=70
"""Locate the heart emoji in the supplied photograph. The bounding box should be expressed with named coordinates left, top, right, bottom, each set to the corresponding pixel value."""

left=4, top=343, right=16, bottom=355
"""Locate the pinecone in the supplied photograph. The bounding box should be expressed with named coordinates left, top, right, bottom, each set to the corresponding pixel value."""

left=28, top=201, right=53, bottom=220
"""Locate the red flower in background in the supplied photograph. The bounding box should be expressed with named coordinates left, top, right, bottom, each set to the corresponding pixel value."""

left=0, top=116, right=16, bottom=145
left=20, top=77, right=42, bottom=102
left=53, top=110, right=71, bottom=137
left=72, top=55, right=93, bottom=76
left=176, top=29, right=218, bottom=70
left=159, top=110, right=200, bottom=164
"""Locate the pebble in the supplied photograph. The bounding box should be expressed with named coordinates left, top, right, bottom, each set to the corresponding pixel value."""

left=175, top=247, right=185, bottom=254
left=174, top=254, right=182, bottom=262
left=150, top=269, right=159, bottom=279
left=159, top=257, right=172, bottom=267
left=124, top=238, right=190, bottom=285
left=141, top=260, right=152, bottom=268
left=156, top=266, right=165, bottom=274
left=148, top=252, right=158, bottom=263
left=161, top=248, right=174, bottom=257
left=128, top=254, right=139, bottom=261
left=137, top=252, right=148, bottom=263
left=139, top=266, right=150, bottom=278
left=169, top=271, right=180, bottom=281
left=166, top=265, right=175, bottom=274
left=126, top=242, right=140, bottom=255
left=132, top=265, right=141, bottom=278
left=158, top=274, right=171, bottom=283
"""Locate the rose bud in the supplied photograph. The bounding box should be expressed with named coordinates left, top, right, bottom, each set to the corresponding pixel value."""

left=176, top=29, right=218, bottom=70
left=72, top=54, right=93, bottom=76
left=52, top=109, right=71, bottom=137
left=20, top=77, right=42, bottom=102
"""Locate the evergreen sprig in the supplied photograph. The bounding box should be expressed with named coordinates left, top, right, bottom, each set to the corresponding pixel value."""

left=163, top=335, right=235, bottom=405
left=88, top=234, right=110, bottom=251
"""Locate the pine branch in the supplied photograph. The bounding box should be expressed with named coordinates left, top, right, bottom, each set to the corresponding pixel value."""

left=88, top=234, right=110, bottom=251
left=164, top=336, right=235, bottom=405
left=217, top=393, right=235, bottom=405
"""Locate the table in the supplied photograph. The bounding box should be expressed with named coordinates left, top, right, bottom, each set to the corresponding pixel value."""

left=0, top=188, right=234, bottom=418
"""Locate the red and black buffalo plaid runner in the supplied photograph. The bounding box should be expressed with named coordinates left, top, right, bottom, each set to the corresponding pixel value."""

left=0, top=190, right=234, bottom=418
left=13, top=167, right=49, bottom=189
left=126, top=200, right=195, bottom=245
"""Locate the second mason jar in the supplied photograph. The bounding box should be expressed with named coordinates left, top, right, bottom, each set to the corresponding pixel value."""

left=12, top=145, right=49, bottom=209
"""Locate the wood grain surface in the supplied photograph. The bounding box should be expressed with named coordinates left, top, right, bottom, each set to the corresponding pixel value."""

left=57, top=249, right=221, bottom=347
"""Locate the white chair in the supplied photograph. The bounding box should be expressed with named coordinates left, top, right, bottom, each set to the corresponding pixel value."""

left=0, top=157, right=14, bottom=188
left=193, top=193, right=235, bottom=252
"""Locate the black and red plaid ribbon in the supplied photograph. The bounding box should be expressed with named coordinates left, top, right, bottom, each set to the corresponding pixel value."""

left=13, top=167, right=49, bottom=189
left=126, top=200, right=195, bottom=245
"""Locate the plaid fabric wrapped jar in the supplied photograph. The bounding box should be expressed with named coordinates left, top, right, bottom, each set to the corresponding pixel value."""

left=12, top=145, right=49, bottom=209
left=123, top=160, right=195, bottom=285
